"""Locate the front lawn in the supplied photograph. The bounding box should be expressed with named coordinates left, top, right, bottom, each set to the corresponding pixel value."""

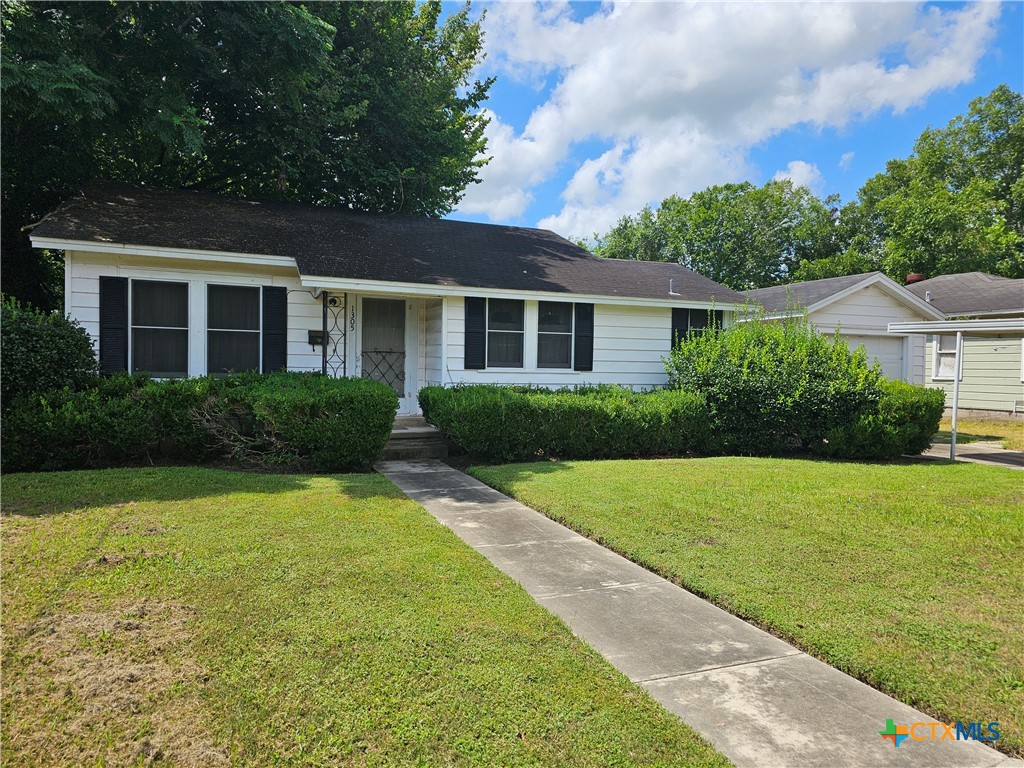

left=935, top=417, right=1024, bottom=452
left=1, top=468, right=728, bottom=767
left=471, top=458, right=1024, bottom=758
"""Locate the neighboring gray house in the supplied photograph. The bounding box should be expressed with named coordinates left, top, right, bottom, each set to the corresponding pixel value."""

left=904, top=272, right=1024, bottom=414
left=744, top=272, right=943, bottom=382
left=31, top=183, right=744, bottom=414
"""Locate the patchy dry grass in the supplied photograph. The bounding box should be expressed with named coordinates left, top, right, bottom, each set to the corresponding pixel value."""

left=935, top=417, right=1024, bottom=451
left=2, top=467, right=728, bottom=767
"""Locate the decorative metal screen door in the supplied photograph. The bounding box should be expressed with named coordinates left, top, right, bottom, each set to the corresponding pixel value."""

left=361, top=298, right=406, bottom=396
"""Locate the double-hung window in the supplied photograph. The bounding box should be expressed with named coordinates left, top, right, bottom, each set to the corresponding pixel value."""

left=932, top=334, right=959, bottom=381
left=487, top=299, right=525, bottom=368
left=131, top=280, right=188, bottom=377
left=537, top=301, right=573, bottom=368
left=208, top=285, right=261, bottom=374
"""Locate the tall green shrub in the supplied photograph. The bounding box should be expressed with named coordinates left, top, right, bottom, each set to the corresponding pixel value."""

left=1, top=296, right=98, bottom=407
left=665, top=316, right=882, bottom=454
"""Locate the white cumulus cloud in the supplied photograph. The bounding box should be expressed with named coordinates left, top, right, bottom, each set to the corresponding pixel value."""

left=839, top=151, right=856, bottom=171
left=773, top=161, right=824, bottom=193
left=455, top=0, right=1000, bottom=238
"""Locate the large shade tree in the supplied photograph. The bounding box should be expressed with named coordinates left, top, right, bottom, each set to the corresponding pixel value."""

left=1, top=1, right=493, bottom=309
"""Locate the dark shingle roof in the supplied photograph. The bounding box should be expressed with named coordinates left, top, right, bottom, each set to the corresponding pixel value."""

left=32, top=183, right=743, bottom=305
left=743, top=272, right=883, bottom=314
left=904, top=272, right=1024, bottom=316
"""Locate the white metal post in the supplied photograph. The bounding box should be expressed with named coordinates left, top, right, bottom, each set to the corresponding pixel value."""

left=949, top=330, right=963, bottom=461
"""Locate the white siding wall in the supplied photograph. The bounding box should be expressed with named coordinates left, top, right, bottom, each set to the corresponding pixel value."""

left=441, top=297, right=677, bottom=389
left=66, top=251, right=325, bottom=376
left=423, top=298, right=444, bottom=386
left=925, top=336, right=1024, bottom=412
left=807, top=284, right=930, bottom=383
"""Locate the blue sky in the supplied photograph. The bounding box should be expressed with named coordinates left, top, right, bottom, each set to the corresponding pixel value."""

left=449, top=1, right=1023, bottom=239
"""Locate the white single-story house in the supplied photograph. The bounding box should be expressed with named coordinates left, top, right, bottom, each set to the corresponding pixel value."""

left=743, top=272, right=944, bottom=382
left=903, top=272, right=1024, bottom=415
left=30, top=183, right=745, bottom=414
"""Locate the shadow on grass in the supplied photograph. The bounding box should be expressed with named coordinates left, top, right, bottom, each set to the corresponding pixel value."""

left=1, top=466, right=406, bottom=518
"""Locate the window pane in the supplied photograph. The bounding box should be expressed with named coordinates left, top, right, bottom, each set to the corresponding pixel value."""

left=487, top=331, right=523, bottom=367
left=538, top=301, right=572, bottom=333
left=488, top=299, right=524, bottom=331
left=936, top=352, right=958, bottom=379
left=689, top=310, right=708, bottom=331
left=133, top=281, right=187, bottom=327
left=208, top=330, right=260, bottom=374
left=937, top=334, right=957, bottom=352
left=132, top=328, right=187, bottom=377
left=208, top=285, right=259, bottom=330
left=538, top=333, right=571, bottom=368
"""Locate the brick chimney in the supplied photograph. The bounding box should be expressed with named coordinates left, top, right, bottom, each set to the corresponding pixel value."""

left=905, top=273, right=925, bottom=284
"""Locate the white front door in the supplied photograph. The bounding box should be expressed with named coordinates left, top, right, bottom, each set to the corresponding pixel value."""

left=360, top=297, right=418, bottom=414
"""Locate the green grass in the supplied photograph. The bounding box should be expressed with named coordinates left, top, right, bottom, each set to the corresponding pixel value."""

left=935, top=417, right=1024, bottom=452
left=470, top=458, right=1024, bottom=758
left=2, top=467, right=729, bottom=767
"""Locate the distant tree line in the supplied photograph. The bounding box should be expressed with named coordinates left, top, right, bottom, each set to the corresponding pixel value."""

left=587, top=85, right=1023, bottom=290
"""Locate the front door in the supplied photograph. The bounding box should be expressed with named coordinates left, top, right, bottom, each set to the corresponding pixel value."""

left=361, top=298, right=407, bottom=401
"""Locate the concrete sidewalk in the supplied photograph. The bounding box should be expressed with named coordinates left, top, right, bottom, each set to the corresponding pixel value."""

left=921, top=441, right=1024, bottom=470
left=377, top=459, right=1020, bottom=768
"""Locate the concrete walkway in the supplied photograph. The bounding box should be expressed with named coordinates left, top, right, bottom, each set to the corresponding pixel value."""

left=921, top=441, right=1024, bottom=470
left=377, top=459, right=1020, bottom=768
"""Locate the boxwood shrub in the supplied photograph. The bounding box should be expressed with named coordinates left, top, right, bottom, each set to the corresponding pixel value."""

left=814, top=380, right=946, bottom=459
left=2, top=373, right=397, bottom=473
left=419, top=385, right=710, bottom=463
left=1, top=296, right=98, bottom=407
left=666, top=316, right=882, bottom=455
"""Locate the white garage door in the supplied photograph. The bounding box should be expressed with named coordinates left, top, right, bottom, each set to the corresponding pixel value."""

left=844, top=335, right=905, bottom=380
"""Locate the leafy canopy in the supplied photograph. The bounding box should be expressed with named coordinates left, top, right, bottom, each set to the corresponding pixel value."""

left=1, top=1, right=493, bottom=308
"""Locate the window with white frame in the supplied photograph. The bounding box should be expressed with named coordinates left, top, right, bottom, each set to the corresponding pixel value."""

left=208, top=284, right=261, bottom=374
left=487, top=299, right=525, bottom=367
left=131, top=280, right=188, bottom=377
left=932, top=334, right=959, bottom=381
left=537, top=301, right=573, bottom=368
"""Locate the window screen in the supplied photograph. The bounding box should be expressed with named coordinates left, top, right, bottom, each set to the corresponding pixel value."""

left=934, top=334, right=958, bottom=380
left=538, top=301, right=573, bottom=368
left=131, top=280, right=188, bottom=377
left=208, top=285, right=260, bottom=374
left=487, top=299, right=524, bottom=367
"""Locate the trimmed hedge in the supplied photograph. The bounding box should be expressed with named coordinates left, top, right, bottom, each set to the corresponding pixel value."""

left=665, top=316, right=882, bottom=455
left=1, top=296, right=98, bottom=407
left=2, top=373, right=397, bottom=473
left=815, top=379, right=946, bottom=459
left=419, top=385, right=710, bottom=463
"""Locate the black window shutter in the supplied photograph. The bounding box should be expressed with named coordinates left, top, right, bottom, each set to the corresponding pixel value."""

left=98, top=276, right=129, bottom=373
left=671, top=308, right=689, bottom=347
left=464, top=297, right=486, bottom=369
left=573, top=303, right=594, bottom=372
left=261, top=286, right=287, bottom=373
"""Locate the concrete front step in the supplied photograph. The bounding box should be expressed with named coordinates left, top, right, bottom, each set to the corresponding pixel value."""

left=382, top=417, right=448, bottom=460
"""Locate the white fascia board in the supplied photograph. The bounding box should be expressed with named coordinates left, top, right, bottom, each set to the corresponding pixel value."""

left=888, top=318, right=1024, bottom=337
left=30, top=237, right=299, bottom=269
left=299, top=274, right=745, bottom=310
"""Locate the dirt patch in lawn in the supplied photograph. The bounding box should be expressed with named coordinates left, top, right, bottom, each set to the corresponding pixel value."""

left=4, top=599, right=228, bottom=767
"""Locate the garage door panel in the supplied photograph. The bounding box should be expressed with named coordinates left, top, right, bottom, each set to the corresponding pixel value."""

left=844, top=335, right=904, bottom=380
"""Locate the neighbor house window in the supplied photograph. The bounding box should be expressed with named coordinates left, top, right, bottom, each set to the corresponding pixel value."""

left=537, top=301, right=573, bottom=368
left=131, top=280, right=188, bottom=377
left=932, top=334, right=959, bottom=381
left=487, top=299, right=524, bottom=367
left=208, top=284, right=260, bottom=374
left=672, top=308, right=724, bottom=345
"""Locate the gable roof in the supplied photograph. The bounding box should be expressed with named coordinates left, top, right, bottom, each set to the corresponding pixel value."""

left=743, top=272, right=885, bottom=314
left=904, top=272, right=1024, bottom=317
left=31, top=182, right=744, bottom=306
left=742, top=271, right=944, bottom=320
